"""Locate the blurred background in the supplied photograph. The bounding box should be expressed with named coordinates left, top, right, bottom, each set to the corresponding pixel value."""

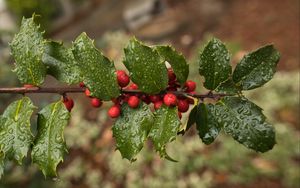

left=0, top=0, right=299, bottom=187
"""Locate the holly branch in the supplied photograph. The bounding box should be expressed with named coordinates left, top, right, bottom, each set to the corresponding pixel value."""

left=0, top=86, right=228, bottom=100
left=0, top=15, right=280, bottom=178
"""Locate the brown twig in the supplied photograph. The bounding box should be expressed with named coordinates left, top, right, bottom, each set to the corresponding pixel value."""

left=0, top=87, right=85, bottom=95
left=0, top=87, right=229, bottom=99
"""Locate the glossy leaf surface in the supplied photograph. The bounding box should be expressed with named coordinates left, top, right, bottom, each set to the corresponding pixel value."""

left=196, top=103, right=222, bottom=144
left=215, top=78, right=240, bottom=95
left=185, top=105, right=198, bottom=132
left=72, top=32, right=120, bottom=100
left=43, top=41, right=81, bottom=84
left=10, top=17, right=46, bottom=86
left=212, top=96, right=276, bottom=152
left=32, top=101, right=70, bottom=177
left=0, top=97, right=35, bottom=164
left=149, top=106, right=181, bottom=161
left=233, top=45, right=280, bottom=90
left=198, top=38, right=231, bottom=90
left=156, top=45, right=189, bottom=85
left=124, top=38, right=168, bottom=94
left=112, top=103, right=153, bottom=161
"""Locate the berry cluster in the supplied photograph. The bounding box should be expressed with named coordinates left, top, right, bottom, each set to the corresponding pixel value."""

left=62, top=82, right=103, bottom=112
left=59, top=69, right=196, bottom=119
left=107, top=69, right=196, bottom=118
left=162, top=69, right=196, bottom=118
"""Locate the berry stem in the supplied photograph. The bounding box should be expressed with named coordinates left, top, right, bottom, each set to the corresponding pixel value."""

left=0, top=87, right=231, bottom=99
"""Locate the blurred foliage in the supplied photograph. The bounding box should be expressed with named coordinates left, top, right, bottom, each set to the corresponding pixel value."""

left=5, top=0, right=59, bottom=30
left=0, top=32, right=299, bottom=187
left=0, top=33, right=18, bottom=112
left=5, top=0, right=92, bottom=32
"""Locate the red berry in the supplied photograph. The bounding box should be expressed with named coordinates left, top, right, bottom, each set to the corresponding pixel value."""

left=108, top=105, right=121, bottom=118
left=187, top=92, right=196, bottom=104
left=185, top=80, right=196, bottom=92
left=187, top=97, right=195, bottom=105
left=91, top=98, right=102, bottom=108
left=177, top=99, right=189, bottom=113
left=122, top=94, right=130, bottom=102
left=149, top=95, right=161, bottom=103
left=140, top=94, right=151, bottom=104
left=168, top=80, right=180, bottom=88
left=79, top=82, right=85, bottom=87
left=177, top=95, right=186, bottom=100
left=163, top=93, right=177, bottom=106
left=178, top=112, right=182, bottom=119
left=117, top=70, right=130, bottom=87
left=154, top=101, right=163, bottom=110
left=127, top=83, right=138, bottom=90
left=112, top=97, right=120, bottom=104
left=128, top=96, right=140, bottom=108
left=111, top=98, right=117, bottom=103
left=63, top=97, right=74, bottom=112
left=23, top=84, right=35, bottom=88
left=167, top=86, right=177, bottom=91
left=168, top=69, right=176, bottom=82
left=85, top=88, right=91, bottom=97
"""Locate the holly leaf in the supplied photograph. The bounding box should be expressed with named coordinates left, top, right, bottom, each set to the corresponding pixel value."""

left=32, top=101, right=70, bottom=177
left=232, top=45, right=280, bottom=90
left=124, top=38, right=168, bottom=94
left=112, top=103, right=153, bottom=161
left=178, top=105, right=198, bottom=135
left=0, top=97, right=35, bottom=164
left=213, top=96, right=276, bottom=152
left=155, top=45, right=189, bottom=85
left=0, top=150, right=4, bottom=179
left=72, top=32, right=120, bottom=100
left=196, top=103, right=222, bottom=144
left=10, top=16, right=46, bottom=86
left=149, top=106, right=181, bottom=161
left=215, top=78, right=240, bottom=95
left=198, top=38, right=231, bottom=90
left=186, top=105, right=198, bottom=131
left=43, top=41, right=81, bottom=84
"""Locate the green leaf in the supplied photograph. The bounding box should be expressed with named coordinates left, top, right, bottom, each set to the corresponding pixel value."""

left=213, top=96, right=276, bottom=152
left=0, top=150, right=4, bottom=179
left=186, top=105, right=198, bottom=130
left=72, top=32, right=120, bottom=100
left=43, top=41, right=81, bottom=84
left=178, top=105, right=198, bottom=135
left=0, top=97, right=35, bottom=164
left=149, top=106, right=181, bottom=161
left=198, top=38, right=231, bottom=90
left=215, top=78, right=240, bottom=95
left=32, top=101, right=70, bottom=177
left=124, top=38, right=168, bottom=94
left=196, top=103, right=222, bottom=144
left=232, top=45, right=280, bottom=90
left=155, top=45, right=189, bottom=85
left=10, top=16, right=46, bottom=86
left=112, top=103, right=153, bottom=161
